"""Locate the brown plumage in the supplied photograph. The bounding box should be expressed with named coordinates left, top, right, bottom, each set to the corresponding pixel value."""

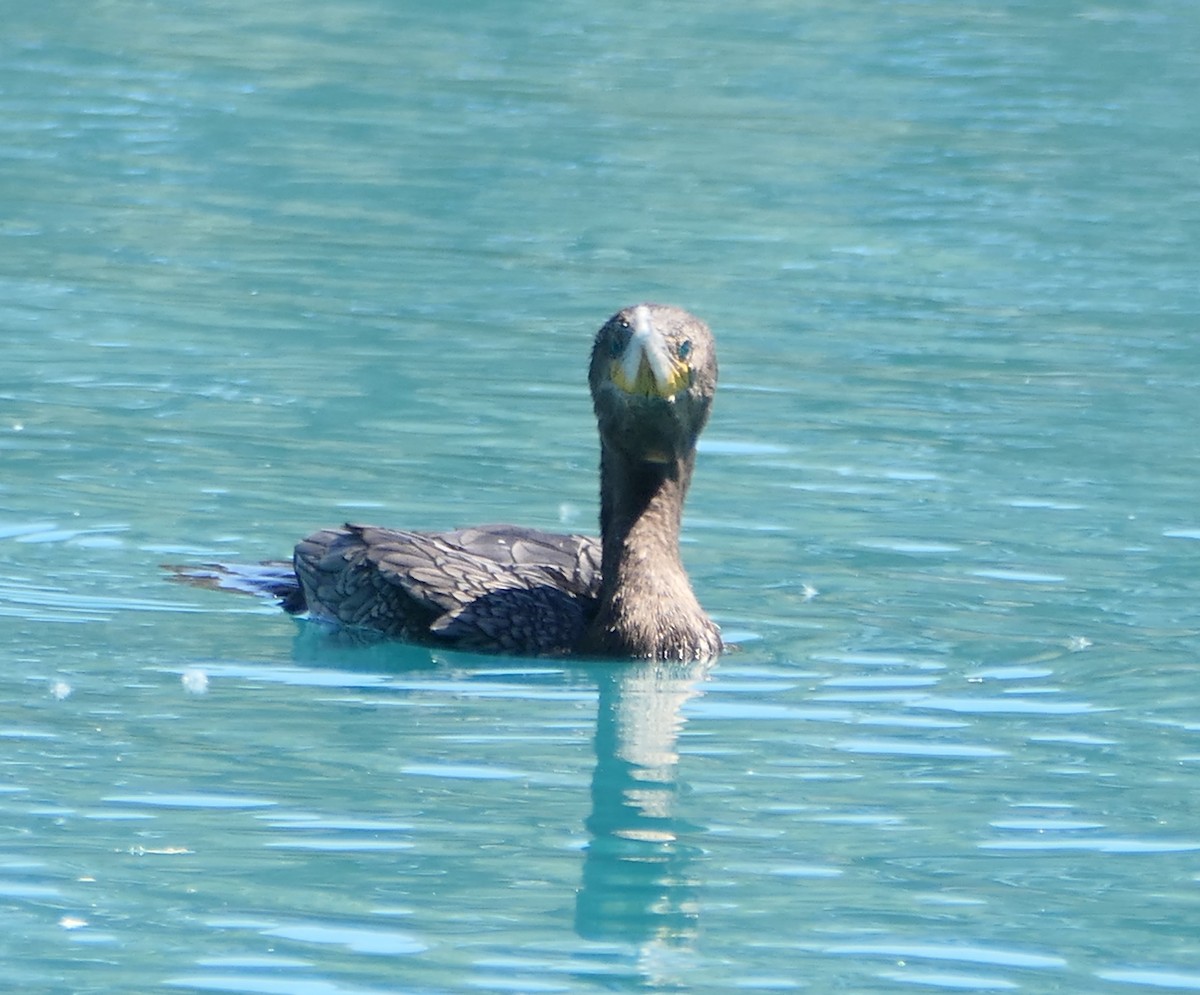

left=176, top=304, right=721, bottom=661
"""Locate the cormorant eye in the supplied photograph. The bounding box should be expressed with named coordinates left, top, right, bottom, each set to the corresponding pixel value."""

left=678, top=339, right=692, bottom=361
left=609, top=319, right=631, bottom=357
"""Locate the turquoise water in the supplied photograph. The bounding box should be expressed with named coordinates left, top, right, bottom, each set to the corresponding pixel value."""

left=4, top=1, right=1200, bottom=991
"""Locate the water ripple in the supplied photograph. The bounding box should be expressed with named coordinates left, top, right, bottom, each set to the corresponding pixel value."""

left=875, top=967, right=1019, bottom=990
left=824, top=941, right=1067, bottom=970
left=980, top=838, right=1200, bottom=854
left=165, top=974, right=396, bottom=994
left=103, top=793, right=277, bottom=810
left=913, top=696, right=1099, bottom=716
left=261, top=921, right=428, bottom=956
left=401, top=762, right=526, bottom=781
left=1096, top=967, right=1200, bottom=990
left=835, top=738, right=1008, bottom=759
left=0, top=581, right=206, bottom=620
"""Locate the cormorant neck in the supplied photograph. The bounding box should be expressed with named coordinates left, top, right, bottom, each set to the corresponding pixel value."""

left=584, top=442, right=720, bottom=660
left=598, top=445, right=691, bottom=583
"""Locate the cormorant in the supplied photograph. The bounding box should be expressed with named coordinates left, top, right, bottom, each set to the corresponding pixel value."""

left=178, top=304, right=721, bottom=661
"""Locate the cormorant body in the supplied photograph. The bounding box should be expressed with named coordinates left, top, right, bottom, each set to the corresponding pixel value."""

left=178, top=304, right=721, bottom=661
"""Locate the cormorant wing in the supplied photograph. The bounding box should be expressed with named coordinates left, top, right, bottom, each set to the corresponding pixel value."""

left=300, top=523, right=602, bottom=654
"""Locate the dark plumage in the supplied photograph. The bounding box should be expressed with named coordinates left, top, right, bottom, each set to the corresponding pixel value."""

left=290, top=523, right=602, bottom=655
left=177, top=304, right=721, bottom=661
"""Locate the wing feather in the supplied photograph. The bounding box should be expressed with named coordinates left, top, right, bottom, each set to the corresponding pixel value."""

left=292, top=522, right=602, bottom=653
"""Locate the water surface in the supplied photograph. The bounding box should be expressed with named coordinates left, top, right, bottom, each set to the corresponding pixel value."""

left=3, top=1, right=1200, bottom=992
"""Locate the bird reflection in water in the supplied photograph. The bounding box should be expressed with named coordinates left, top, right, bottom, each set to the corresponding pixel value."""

left=278, top=634, right=712, bottom=952
left=576, top=658, right=711, bottom=946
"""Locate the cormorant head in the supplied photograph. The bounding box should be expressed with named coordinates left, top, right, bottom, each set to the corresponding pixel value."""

left=589, top=304, right=718, bottom=465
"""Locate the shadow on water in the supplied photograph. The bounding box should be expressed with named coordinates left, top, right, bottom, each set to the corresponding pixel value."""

left=287, top=621, right=711, bottom=952
left=287, top=620, right=443, bottom=671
